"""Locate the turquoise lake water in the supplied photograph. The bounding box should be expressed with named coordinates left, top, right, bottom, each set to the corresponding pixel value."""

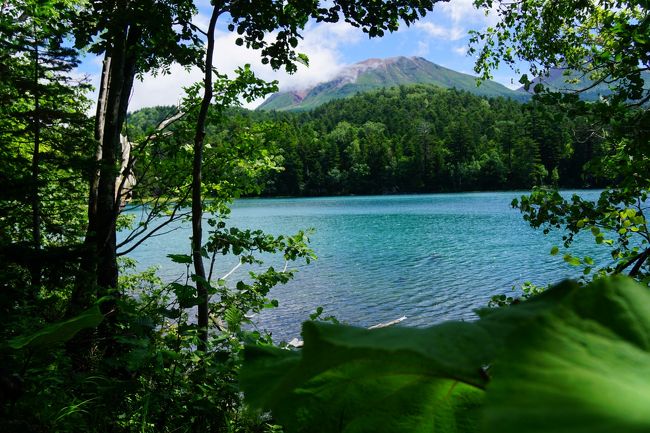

left=121, top=191, right=611, bottom=341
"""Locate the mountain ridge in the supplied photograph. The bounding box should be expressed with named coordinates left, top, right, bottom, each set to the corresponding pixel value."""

left=517, top=66, right=650, bottom=100
left=258, top=56, right=527, bottom=111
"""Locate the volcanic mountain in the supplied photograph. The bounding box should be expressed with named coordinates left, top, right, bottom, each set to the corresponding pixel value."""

left=257, top=56, right=526, bottom=111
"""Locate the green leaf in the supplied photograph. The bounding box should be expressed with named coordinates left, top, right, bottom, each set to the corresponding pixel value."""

left=241, top=338, right=483, bottom=432
left=484, top=276, right=650, bottom=433
left=9, top=306, right=104, bottom=350
left=563, top=254, right=581, bottom=266
left=167, top=253, right=192, bottom=264
left=297, top=53, right=309, bottom=66
left=550, top=246, right=559, bottom=256
left=624, top=208, right=637, bottom=219
left=243, top=279, right=650, bottom=433
left=242, top=281, right=583, bottom=432
left=242, top=321, right=493, bottom=432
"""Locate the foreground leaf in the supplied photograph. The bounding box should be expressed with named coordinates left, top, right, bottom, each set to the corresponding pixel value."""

left=241, top=281, right=579, bottom=433
left=242, top=320, right=493, bottom=432
left=484, top=276, right=650, bottom=433
left=243, top=278, right=650, bottom=433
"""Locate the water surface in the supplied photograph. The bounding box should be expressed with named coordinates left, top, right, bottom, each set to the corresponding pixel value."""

left=122, top=191, right=610, bottom=340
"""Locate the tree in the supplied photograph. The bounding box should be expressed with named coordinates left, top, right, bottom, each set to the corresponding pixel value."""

left=471, top=0, right=650, bottom=279
left=185, top=0, right=449, bottom=350
left=0, top=0, right=92, bottom=292
left=71, top=0, right=201, bottom=316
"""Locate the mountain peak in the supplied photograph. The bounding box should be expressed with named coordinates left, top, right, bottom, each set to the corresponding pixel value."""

left=258, top=56, right=524, bottom=111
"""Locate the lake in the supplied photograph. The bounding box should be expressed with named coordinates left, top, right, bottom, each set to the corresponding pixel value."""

left=121, top=191, right=610, bottom=341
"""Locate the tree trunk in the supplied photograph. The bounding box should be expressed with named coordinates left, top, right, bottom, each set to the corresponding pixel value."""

left=192, top=6, right=221, bottom=352
left=69, top=24, right=140, bottom=367
left=71, top=56, right=111, bottom=316
left=30, top=27, right=41, bottom=289
left=75, top=23, right=140, bottom=295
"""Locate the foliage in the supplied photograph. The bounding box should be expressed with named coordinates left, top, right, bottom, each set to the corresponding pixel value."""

left=241, top=276, right=650, bottom=433
left=0, top=6, right=95, bottom=428
left=470, top=0, right=649, bottom=105
left=488, top=280, right=547, bottom=308
left=469, top=0, right=650, bottom=280
left=74, top=0, right=200, bottom=71
left=0, top=0, right=92, bottom=246
left=513, top=188, right=650, bottom=280
left=100, top=239, right=312, bottom=432
left=8, top=306, right=104, bottom=350
left=129, top=85, right=604, bottom=196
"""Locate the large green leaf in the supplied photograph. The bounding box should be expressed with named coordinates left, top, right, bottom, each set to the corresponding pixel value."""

left=281, top=364, right=483, bottom=433
left=8, top=306, right=104, bottom=350
left=243, top=277, right=650, bottom=433
left=242, top=320, right=492, bottom=433
left=484, top=276, right=650, bottom=433
left=240, top=281, right=578, bottom=433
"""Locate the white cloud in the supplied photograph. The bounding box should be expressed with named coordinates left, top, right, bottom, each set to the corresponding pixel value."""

left=128, top=20, right=363, bottom=110
left=128, top=64, right=200, bottom=111
left=436, top=0, right=497, bottom=26
left=192, top=11, right=211, bottom=31
left=453, top=45, right=468, bottom=56
left=413, top=0, right=497, bottom=43
left=416, top=40, right=430, bottom=57
left=414, top=21, right=465, bottom=41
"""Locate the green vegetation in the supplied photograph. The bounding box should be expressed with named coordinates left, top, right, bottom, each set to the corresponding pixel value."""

left=263, top=85, right=600, bottom=194
left=130, top=85, right=603, bottom=196
left=241, top=276, right=650, bottom=433
left=1, top=0, right=648, bottom=432
left=1, top=0, right=450, bottom=431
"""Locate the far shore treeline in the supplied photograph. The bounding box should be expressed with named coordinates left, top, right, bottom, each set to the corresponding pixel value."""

left=128, top=84, right=604, bottom=197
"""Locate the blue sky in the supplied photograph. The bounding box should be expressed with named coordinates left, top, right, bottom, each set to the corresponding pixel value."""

left=78, top=0, right=523, bottom=111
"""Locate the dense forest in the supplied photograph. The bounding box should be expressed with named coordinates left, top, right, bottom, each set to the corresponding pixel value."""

left=128, top=84, right=603, bottom=197
left=1, top=0, right=649, bottom=432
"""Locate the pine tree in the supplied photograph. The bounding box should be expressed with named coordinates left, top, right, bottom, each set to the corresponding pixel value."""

left=0, top=0, right=92, bottom=288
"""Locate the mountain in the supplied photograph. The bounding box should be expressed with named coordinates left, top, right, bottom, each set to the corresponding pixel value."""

left=518, top=67, right=650, bottom=100
left=258, top=56, right=526, bottom=111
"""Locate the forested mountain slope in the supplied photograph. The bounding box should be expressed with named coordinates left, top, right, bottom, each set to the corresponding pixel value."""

left=129, top=84, right=604, bottom=196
